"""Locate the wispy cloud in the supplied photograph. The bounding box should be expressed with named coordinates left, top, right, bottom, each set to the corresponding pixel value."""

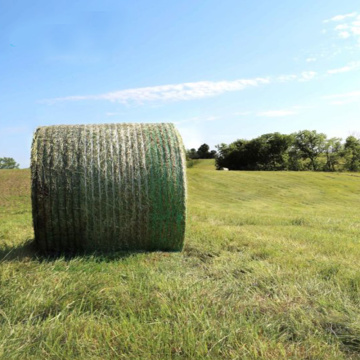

left=298, top=71, right=317, bottom=82
left=257, top=110, right=297, bottom=117
left=323, top=90, right=360, bottom=105
left=324, top=12, right=360, bottom=42
left=40, top=65, right=326, bottom=108
left=307, top=13, right=360, bottom=67
left=323, top=12, right=357, bottom=23
left=277, top=74, right=298, bottom=82
left=42, top=78, right=270, bottom=105
left=327, top=61, right=360, bottom=74
left=41, top=69, right=322, bottom=106
left=276, top=71, right=317, bottom=83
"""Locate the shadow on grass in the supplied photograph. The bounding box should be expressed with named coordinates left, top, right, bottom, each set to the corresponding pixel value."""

left=0, top=239, right=140, bottom=263
left=0, top=239, right=37, bottom=262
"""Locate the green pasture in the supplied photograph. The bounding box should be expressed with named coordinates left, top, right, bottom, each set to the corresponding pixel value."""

left=1, top=160, right=360, bottom=359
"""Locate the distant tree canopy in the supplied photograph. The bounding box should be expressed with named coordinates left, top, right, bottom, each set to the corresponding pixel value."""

left=215, top=131, right=360, bottom=172
left=344, top=136, right=360, bottom=172
left=0, top=157, right=19, bottom=169
left=186, top=143, right=216, bottom=159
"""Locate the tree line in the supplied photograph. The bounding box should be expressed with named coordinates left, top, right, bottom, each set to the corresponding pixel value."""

left=215, top=130, right=360, bottom=172
left=0, top=157, right=19, bottom=169
left=3, top=130, right=360, bottom=172
left=186, top=143, right=217, bottom=159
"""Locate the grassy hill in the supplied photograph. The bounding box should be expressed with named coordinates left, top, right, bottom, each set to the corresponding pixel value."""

left=1, top=160, right=360, bottom=359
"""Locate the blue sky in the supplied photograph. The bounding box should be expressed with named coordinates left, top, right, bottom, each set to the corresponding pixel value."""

left=1, top=0, right=360, bottom=167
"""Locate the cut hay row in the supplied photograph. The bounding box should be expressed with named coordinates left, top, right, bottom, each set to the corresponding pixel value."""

left=31, top=123, right=187, bottom=252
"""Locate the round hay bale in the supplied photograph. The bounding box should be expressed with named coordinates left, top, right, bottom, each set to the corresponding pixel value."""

left=31, top=123, right=187, bottom=252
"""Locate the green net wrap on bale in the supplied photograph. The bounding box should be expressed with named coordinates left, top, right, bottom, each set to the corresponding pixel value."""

left=31, top=123, right=187, bottom=252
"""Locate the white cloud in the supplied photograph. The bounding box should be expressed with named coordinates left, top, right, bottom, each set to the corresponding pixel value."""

left=41, top=68, right=322, bottom=107
left=326, top=13, right=360, bottom=42
left=298, top=71, right=317, bottom=82
left=257, top=110, right=297, bottom=117
left=323, top=12, right=357, bottom=23
left=306, top=57, right=317, bottom=62
left=277, top=74, right=298, bottom=82
left=43, top=78, right=270, bottom=105
left=276, top=71, right=317, bottom=83
left=339, top=31, right=351, bottom=38
left=327, top=61, right=360, bottom=74
left=352, top=20, right=360, bottom=35
left=323, top=91, right=360, bottom=105
left=335, top=24, right=349, bottom=30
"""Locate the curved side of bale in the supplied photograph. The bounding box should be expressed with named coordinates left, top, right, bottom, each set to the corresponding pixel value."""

left=31, top=123, right=187, bottom=252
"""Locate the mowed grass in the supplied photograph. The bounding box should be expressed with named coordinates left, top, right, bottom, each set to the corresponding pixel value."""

left=1, top=161, right=360, bottom=359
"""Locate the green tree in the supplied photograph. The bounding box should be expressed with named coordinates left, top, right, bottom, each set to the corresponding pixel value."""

left=215, top=131, right=360, bottom=172
left=293, top=130, right=326, bottom=170
left=187, top=144, right=216, bottom=160
left=344, top=136, right=360, bottom=171
left=0, top=157, right=19, bottom=169
left=215, top=140, right=249, bottom=170
left=195, top=144, right=216, bottom=159
left=216, top=134, right=292, bottom=170
left=196, top=144, right=209, bottom=159
left=186, top=148, right=199, bottom=160
left=253, top=133, right=293, bottom=170
left=323, top=137, right=342, bottom=171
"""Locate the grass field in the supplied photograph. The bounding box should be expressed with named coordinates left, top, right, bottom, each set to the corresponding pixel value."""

left=1, top=160, right=360, bottom=359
